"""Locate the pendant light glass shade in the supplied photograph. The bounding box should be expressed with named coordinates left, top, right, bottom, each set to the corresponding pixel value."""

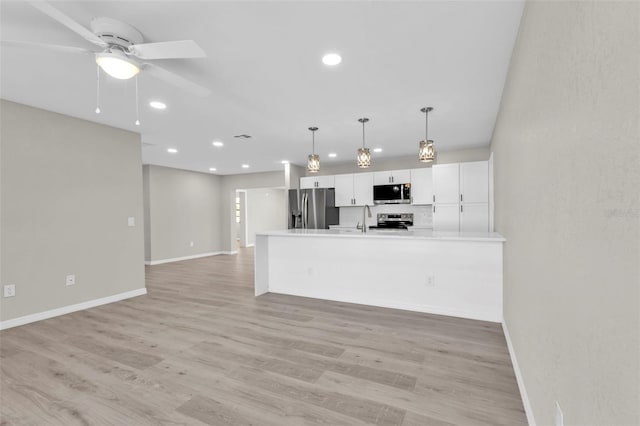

left=419, top=107, right=435, bottom=163
left=308, top=154, right=320, bottom=173
left=357, top=147, right=371, bottom=168
left=419, top=140, right=434, bottom=162
left=307, top=126, right=320, bottom=173
left=357, top=118, right=371, bottom=168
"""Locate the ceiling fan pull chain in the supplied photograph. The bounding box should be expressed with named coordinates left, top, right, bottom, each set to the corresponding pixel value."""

left=135, top=76, right=141, bottom=126
left=95, top=64, right=101, bottom=114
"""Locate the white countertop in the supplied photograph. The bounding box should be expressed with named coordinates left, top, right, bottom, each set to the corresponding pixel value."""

left=258, top=228, right=505, bottom=242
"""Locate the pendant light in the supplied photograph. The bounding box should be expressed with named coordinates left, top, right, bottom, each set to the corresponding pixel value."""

left=307, top=126, right=320, bottom=173
left=419, top=107, right=435, bottom=162
left=357, top=117, right=371, bottom=168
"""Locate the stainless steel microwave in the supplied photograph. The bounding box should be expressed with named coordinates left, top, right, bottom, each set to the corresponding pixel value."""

left=373, top=184, right=411, bottom=204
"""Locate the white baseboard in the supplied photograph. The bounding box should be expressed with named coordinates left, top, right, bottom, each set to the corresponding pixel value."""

left=0, top=288, right=147, bottom=331
left=502, top=320, right=536, bottom=426
left=224, top=250, right=238, bottom=255
left=145, top=251, right=224, bottom=265
left=245, top=243, right=255, bottom=248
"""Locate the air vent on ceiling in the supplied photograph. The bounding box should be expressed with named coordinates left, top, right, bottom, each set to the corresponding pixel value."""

left=234, top=134, right=252, bottom=139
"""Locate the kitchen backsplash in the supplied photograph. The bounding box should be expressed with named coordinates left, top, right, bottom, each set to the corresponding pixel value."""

left=339, top=204, right=433, bottom=228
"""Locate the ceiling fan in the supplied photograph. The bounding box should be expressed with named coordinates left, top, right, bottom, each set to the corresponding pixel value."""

left=3, top=1, right=210, bottom=97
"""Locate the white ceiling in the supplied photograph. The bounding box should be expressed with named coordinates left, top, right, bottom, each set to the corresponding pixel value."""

left=1, top=1, right=524, bottom=175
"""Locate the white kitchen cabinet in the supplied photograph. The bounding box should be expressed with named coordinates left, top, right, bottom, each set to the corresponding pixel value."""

left=410, top=168, right=433, bottom=205
left=460, top=203, right=489, bottom=232
left=373, top=169, right=412, bottom=185
left=334, top=173, right=373, bottom=206
left=432, top=161, right=489, bottom=232
left=300, top=175, right=335, bottom=189
left=432, top=204, right=460, bottom=232
left=353, top=173, right=374, bottom=205
left=433, top=164, right=460, bottom=204
left=460, top=161, right=488, bottom=203
left=334, top=174, right=355, bottom=206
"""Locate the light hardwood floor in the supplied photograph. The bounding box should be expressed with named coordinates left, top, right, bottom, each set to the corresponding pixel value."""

left=0, top=248, right=526, bottom=425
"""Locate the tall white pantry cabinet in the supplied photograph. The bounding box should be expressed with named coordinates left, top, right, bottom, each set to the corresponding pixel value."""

left=432, top=161, right=489, bottom=232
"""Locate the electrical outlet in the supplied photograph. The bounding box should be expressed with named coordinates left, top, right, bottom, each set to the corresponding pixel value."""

left=66, top=274, right=76, bottom=286
left=127, top=217, right=135, bottom=227
left=555, top=401, right=564, bottom=426
left=3, top=284, right=16, bottom=298
left=426, top=275, right=435, bottom=287
left=189, top=241, right=194, bottom=247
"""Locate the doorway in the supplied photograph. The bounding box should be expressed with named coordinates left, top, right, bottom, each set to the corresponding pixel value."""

left=235, top=190, right=248, bottom=248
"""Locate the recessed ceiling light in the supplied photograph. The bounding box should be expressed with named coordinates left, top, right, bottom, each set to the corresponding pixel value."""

left=149, top=101, right=167, bottom=110
left=281, top=160, right=289, bottom=164
left=242, top=164, right=250, bottom=169
left=373, top=148, right=383, bottom=153
left=209, top=167, right=217, bottom=172
left=167, top=148, right=178, bottom=154
left=328, top=153, right=337, bottom=158
left=322, top=53, right=342, bottom=66
left=212, top=141, right=224, bottom=147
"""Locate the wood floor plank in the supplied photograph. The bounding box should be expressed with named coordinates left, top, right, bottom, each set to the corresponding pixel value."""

left=0, top=248, right=526, bottom=425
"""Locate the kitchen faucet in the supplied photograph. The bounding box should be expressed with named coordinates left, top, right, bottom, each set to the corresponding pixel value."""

left=357, top=204, right=372, bottom=233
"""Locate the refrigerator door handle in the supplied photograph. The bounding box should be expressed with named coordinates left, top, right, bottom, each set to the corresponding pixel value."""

left=302, top=192, right=308, bottom=229
left=301, top=192, right=305, bottom=229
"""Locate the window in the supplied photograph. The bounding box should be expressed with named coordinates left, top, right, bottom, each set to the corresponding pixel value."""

left=235, top=196, right=240, bottom=223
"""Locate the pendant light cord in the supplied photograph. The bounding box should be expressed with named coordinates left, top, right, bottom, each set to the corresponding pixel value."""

left=312, top=130, right=315, bottom=155
left=362, top=120, right=365, bottom=148
left=425, top=108, right=428, bottom=140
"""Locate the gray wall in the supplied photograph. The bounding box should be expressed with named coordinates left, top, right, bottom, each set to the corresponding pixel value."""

left=286, top=164, right=305, bottom=189
left=143, top=165, right=223, bottom=262
left=1, top=100, right=145, bottom=322
left=246, top=188, right=287, bottom=245
left=143, top=166, right=287, bottom=257
left=306, top=147, right=489, bottom=176
left=490, top=2, right=639, bottom=425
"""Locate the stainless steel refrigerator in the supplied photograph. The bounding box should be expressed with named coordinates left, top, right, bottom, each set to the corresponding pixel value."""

left=288, top=188, right=339, bottom=229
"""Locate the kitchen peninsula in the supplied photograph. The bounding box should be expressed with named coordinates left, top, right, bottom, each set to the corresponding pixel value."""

left=255, top=228, right=505, bottom=322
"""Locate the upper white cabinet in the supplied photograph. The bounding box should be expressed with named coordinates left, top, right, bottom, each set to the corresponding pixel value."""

left=410, top=168, right=433, bottom=205
left=334, top=174, right=353, bottom=206
left=432, top=161, right=489, bottom=232
left=433, top=164, right=460, bottom=204
left=373, top=169, right=412, bottom=185
left=300, top=175, right=335, bottom=189
left=335, top=173, right=374, bottom=206
left=353, top=173, right=374, bottom=205
left=460, top=161, right=488, bottom=203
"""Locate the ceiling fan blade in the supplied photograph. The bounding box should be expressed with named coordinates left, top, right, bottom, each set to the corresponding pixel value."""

left=27, top=0, right=107, bottom=48
left=143, top=63, right=211, bottom=97
left=1, top=40, right=93, bottom=55
left=130, top=40, right=206, bottom=60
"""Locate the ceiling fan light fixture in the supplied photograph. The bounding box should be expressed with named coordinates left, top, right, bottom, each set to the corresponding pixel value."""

left=96, top=52, right=140, bottom=80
